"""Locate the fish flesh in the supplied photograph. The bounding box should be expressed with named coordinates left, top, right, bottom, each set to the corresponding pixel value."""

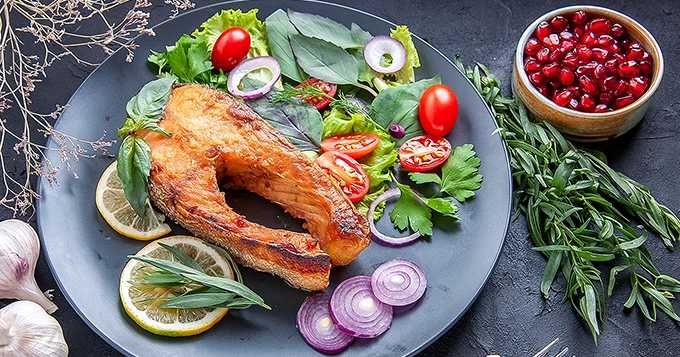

left=140, top=84, right=371, bottom=290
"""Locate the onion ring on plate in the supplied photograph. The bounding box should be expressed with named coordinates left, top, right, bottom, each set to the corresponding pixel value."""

left=226, top=56, right=281, bottom=99
left=296, top=293, right=355, bottom=354
left=329, top=276, right=393, bottom=338
left=363, top=35, right=407, bottom=74
left=371, top=259, right=427, bottom=306
left=368, top=187, right=421, bottom=246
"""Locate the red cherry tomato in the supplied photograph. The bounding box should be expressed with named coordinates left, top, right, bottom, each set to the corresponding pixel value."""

left=296, top=78, right=338, bottom=110
left=321, top=133, right=380, bottom=159
left=316, top=151, right=369, bottom=202
left=211, top=27, right=251, bottom=72
left=398, top=135, right=452, bottom=172
left=418, top=84, right=459, bottom=136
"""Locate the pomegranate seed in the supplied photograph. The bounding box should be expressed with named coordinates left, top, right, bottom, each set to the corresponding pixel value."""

left=627, top=47, right=645, bottom=61
left=536, top=47, right=550, bottom=62
left=568, top=97, right=580, bottom=111
left=627, top=41, right=643, bottom=51
left=524, top=58, right=542, bottom=73
left=592, top=48, right=609, bottom=63
left=638, top=60, right=653, bottom=74
left=593, top=103, right=610, bottom=113
left=551, top=16, right=570, bottom=32
left=560, top=31, right=575, bottom=41
left=601, top=76, right=618, bottom=93
left=536, top=20, right=551, bottom=40
left=598, top=92, right=613, bottom=105
left=614, top=78, right=629, bottom=96
left=574, top=26, right=584, bottom=39
left=572, top=10, right=588, bottom=26
left=548, top=80, right=563, bottom=91
left=562, top=51, right=579, bottom=69
left=580, top=94, right=596, bottom=112
left=543, top=33, right=561, bottom=50
left=525, top=37, right=542, bottom=55
left=541, top=62, right=560, bottom=78
left=614, top=95, right=635, bottom=109
left=535, top=83, right=549, bottom=97
left=612, top=52, right=626, bottom=64
left=609, top=42, right=621, bottom=54
left=558, top=67, right=576, bottom=85
left=597, top=35, right=615, bottom=48
left=628, top=77, right=648, bottom=98
left=549, top=49, right=564, bottom=63
left=559, top=39, right=575, bottom=53
left=579, top=75, right=598, bottom=96
left=611, top=23, right=625, bottom=38
left=617, top=60, right=640, bottom=78
left=588, top=18, right=612, bottom=36
left=604, top=59, right=618, bottom=74
left=564, top=85, right=582, bottom=97
left=576, top=44, right=592, bottom=62
left=640, top=50, right=651, bottom=62
left=580, top=31, right=597, bottom=47
left=553, top=90, right=574, bottom=107
left=529, top=72, right=544, bottom=85
left=593, top=63, right=607, bottom=81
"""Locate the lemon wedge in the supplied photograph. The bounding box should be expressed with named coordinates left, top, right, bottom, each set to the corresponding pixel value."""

left=119, top=235, right=233, bottom=336
left=95, top=161, right=171, bottom=240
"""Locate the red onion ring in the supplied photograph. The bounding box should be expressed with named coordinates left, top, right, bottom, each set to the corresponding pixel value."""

left=371, top=259, right=427, bottom=306
left=329, top=276, right=393, bottom=338
left=363, top=35, right=407, bottom=74
left=226, top=56, right=281, bottom=99
left=368, top=187, right=421, bottom=246
left=296, top=293, right=355, bottom=354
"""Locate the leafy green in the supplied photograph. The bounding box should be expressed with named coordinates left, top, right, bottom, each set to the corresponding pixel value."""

left=389, top=26, right=420, bottom=84
left=289, top=34, right=359, bottom=85
left=391, top=180, right=434, bottom=235
left=192, top=8, right=269, bottom=58
left=148, top=34, right=216, bottom=86
left=265, top=9, right=306, bottom=83
left=368, top=75, right=441, bottom=145
left=287, top=9, right=369, bottom=49
left=117, top=77, right=174, bottom=216
left=454, top=56, right=680, bottom=343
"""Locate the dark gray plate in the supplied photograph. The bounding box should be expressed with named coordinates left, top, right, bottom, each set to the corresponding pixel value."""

left=36, top=1, right=511, bottom=355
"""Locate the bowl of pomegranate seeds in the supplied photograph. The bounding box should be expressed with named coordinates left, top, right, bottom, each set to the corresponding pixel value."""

left=512, top=5, right=664, bottom=141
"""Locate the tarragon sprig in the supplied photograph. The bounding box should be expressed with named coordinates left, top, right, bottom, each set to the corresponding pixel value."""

left=453, top=55, right=680, bottom=343
left=117, top=77, right=175, bottom=216
left=270, top=83, right=371, bottom=118
left=129, top=242, right=270, bottom=310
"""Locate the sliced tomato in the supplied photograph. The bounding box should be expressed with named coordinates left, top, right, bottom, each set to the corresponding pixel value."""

left=211, top=27, right=251, bottom=72
left=296, top=78, right=338, bottom=110
left=316, top=151, right=369, bottom=202
left=398, top=135, right=452, bottom=172
left=321, top=133, right=380, bottom=159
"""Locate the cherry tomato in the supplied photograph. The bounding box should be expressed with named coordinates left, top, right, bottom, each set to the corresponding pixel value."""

left=211, top=27, right=251, bottom=72
left=321, top=133, right=380, bottom=159
left=398, top=135, right=452, bottom=172
left=418, top=84, right=459, bottom=136
left=296, top=78, right=338, bottom=110
left=316, top=151, right=370, bottom=202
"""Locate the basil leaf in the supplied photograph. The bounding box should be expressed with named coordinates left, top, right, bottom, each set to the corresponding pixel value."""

left=265, top=9, right=306, bottom=83
left=369, top=75, right=441, bottom=145
left=287, top=9, right=366, bottom=49
left=117, top=136, right=151, bottom=216
left=289, top=34, right=359, bottom=85
left=125, top=77, right=175, bottom=123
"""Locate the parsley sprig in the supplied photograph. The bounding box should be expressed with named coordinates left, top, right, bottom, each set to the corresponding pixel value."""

left=453, top=56, right=680, bottom=342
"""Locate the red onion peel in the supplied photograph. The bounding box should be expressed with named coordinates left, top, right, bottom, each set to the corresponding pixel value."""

left=368, top=187, right=421, bottom=246
left=226, top=56, right=281, bottom=99
left=296, top=293, right=355, bottom=354
left=329, top=276, right=393, bottom=338
left=371, top=259, right=427, bottom=306
left=363, top=35, right=407, bottom=74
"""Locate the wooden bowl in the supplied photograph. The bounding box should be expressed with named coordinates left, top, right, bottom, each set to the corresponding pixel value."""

left=512, top=5, right=664, bottom=142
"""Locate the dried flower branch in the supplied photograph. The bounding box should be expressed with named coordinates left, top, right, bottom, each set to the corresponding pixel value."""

left=0, top=0, right=194, bottom=217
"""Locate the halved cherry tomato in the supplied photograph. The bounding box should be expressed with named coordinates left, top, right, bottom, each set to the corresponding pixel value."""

left=419, top=84, right=459, bottom=136
left=211, top=27, right=251, bottom=72
left=316, top=151, right=369, bottom=202
left=321, top=133, right=380, bottom=159
left=296, top=78, right=338, bottom=110
left=398, top=135, right=452, bottom=172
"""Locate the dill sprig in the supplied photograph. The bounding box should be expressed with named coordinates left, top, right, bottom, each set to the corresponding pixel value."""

left=453, top=55, right=680, bottom=343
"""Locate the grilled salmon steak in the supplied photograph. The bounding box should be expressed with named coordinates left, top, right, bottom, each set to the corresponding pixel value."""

left=140, top=84, right=371, bottom=290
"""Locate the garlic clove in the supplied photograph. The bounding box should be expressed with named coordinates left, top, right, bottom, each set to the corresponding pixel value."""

left=0, top=300, right=68, bottom=357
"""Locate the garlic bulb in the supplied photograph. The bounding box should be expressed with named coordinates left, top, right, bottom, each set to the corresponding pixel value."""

left=0, top=219, right=58, bottom=314
left=0, top=300, right=68, bottom=356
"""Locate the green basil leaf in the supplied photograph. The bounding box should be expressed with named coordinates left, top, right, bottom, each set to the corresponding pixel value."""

left=368, top=76, right=441, bottom=145
left=117, top=136, right=151, bottom=216
left=289, top=34, right=359, bottom=85
left=287, top=9, right=367, bottom=49
left=126, top=77, right=175, bottom=122
left=265, top=9, right=306, bottom=83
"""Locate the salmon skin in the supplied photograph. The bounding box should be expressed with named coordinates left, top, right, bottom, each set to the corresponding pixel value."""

left=140, top=84, right=371, bottom=291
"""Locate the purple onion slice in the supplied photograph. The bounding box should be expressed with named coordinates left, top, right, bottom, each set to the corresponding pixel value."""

left=368, top=187, right=421, bottom=246
left=363, top=35, right=407, bottom=74
left=226, top=56, right=281, bottom=99
left=371, top=259, right=427, bottom=306
left=296, top=293, right=355, bottom=354
left=329, top=276, right=393, bottom=338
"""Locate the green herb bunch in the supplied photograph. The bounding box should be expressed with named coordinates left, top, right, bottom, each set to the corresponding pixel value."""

left=453, top=56, right=680, bottom=342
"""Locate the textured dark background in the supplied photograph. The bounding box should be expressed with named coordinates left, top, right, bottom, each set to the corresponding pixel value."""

left=1, top=0, right=679, bottom=356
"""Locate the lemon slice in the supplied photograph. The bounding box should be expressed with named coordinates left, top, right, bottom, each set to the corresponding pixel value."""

left=120, top=235, right=234, bottom=336
left=95, top=161, right=171, bottom=240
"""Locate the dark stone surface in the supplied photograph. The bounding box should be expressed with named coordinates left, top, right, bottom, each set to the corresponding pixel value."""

left=1, top=0, right=679, bottom=356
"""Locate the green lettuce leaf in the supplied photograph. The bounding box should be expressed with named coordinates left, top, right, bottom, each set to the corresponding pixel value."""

left=192, top=9, right=269, bottom=58
left=389, top=26, right=420, bottom=84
